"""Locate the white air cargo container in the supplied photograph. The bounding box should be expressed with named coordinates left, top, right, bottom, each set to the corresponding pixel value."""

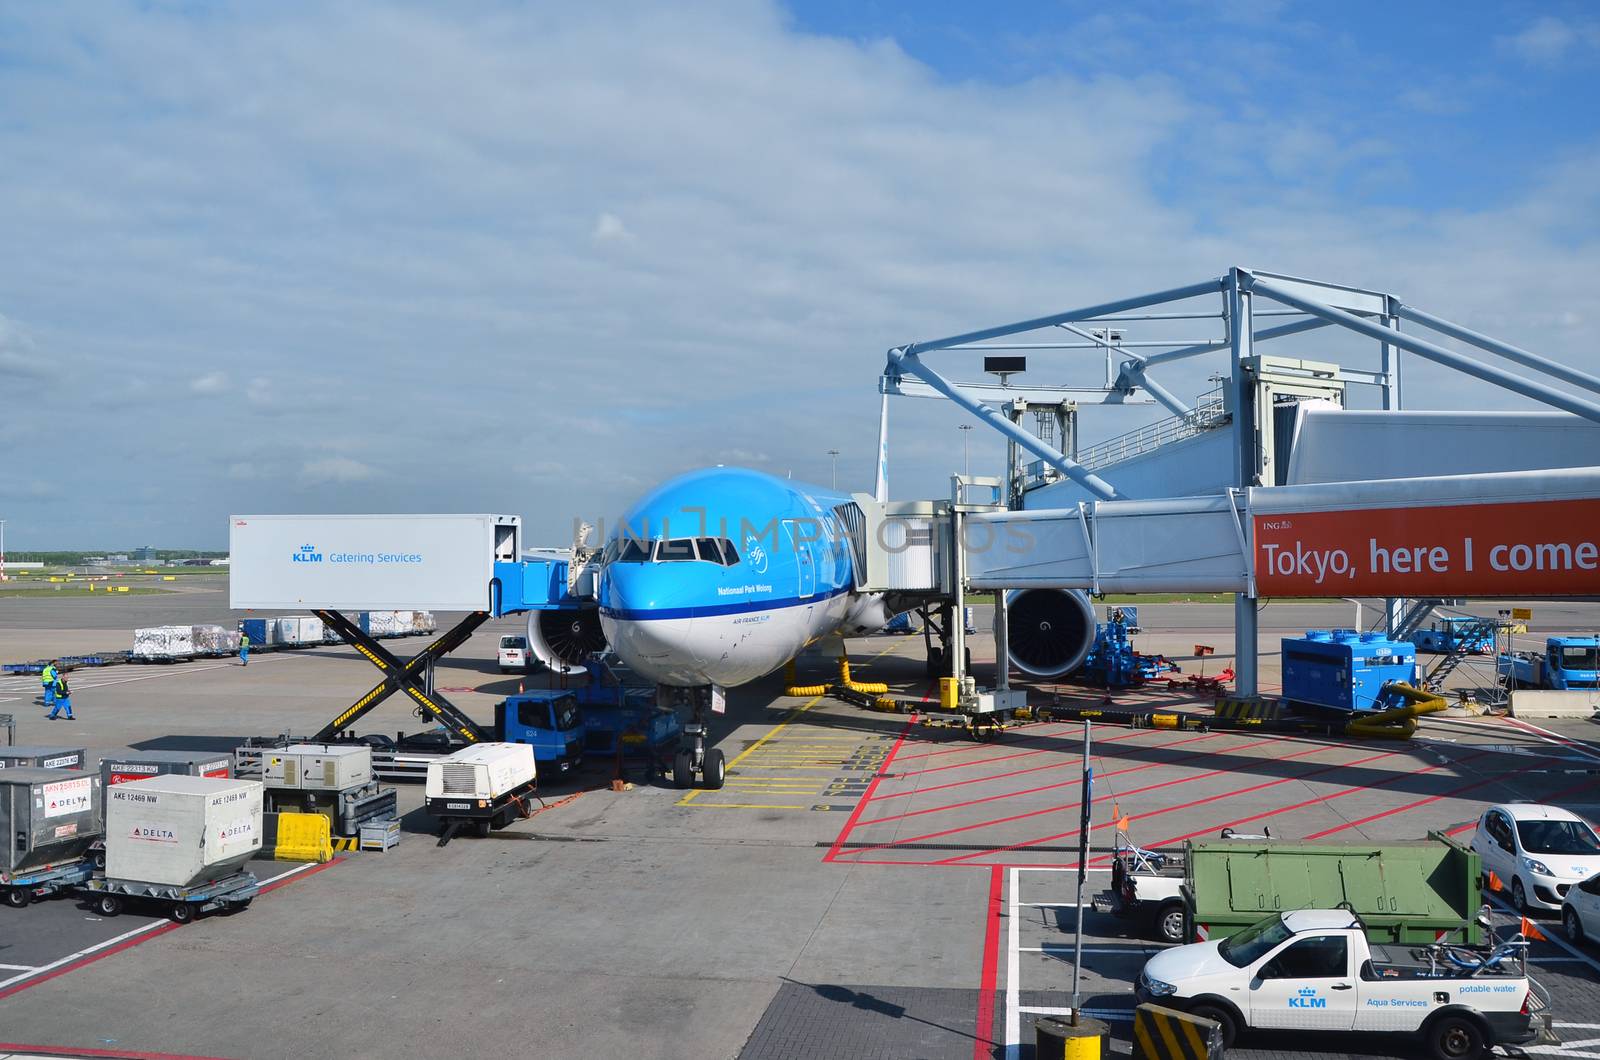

left=133, top=625, right=195, bottom=659
left=274, top=616, right=325, bottom=645
left=0, top=768, right=102, bottom=879
left=190, top=624, right=241, bottom=655
left=105, top=776, right=263, bottom=888
left=262, top=744, right=372, bottom=790
left=229, top=514, right=521, bottom=612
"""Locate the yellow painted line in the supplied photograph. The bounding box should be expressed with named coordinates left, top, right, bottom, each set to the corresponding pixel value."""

left=683, top=802, right=811, bottom=811
left=676, top=691, right=825, bottom=807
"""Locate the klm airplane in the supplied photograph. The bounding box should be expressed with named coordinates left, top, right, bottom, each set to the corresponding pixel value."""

left=525, top=465, right=1095, bottom=787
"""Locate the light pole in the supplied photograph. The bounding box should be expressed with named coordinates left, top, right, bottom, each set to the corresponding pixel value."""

left=957, top=423, right=973, bottom=478
left=827, top=449, right=840, bottom=490
left=0, top=519, right=7, bottom=582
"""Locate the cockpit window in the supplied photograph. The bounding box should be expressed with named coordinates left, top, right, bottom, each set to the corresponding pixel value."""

left=613, top=539, right=651, bottom=563
left=656, top=538, right=697, bottom=562
left=695, top=538, right=727, bottom=565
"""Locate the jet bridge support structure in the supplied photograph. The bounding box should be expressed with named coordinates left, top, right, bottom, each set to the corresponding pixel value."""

left=882, top=267, right=1600, bottom=696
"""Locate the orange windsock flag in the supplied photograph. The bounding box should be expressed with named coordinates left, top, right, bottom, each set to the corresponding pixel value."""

left=1119, top=816, right=1131, bottom=832
left=1486, top=871, right=1503, bottom=893
left=1521, top=917, right=1548, bottom=942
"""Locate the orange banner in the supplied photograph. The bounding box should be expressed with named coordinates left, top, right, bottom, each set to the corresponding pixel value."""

left=1254, top=498, right=1600, bottom=597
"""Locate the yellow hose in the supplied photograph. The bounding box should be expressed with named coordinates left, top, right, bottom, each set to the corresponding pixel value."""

left=783, top=659, right=829, bottom=697
left=838, top=652, right=888, bottom=695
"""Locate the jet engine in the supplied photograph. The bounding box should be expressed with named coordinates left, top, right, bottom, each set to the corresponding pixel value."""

left=526, top=606, right=607, bottom=675
left=1005, top=589, right=1096, bottom=678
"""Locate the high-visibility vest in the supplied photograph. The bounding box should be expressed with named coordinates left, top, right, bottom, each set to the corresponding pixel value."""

left=41, top=665, right=56, bottom=683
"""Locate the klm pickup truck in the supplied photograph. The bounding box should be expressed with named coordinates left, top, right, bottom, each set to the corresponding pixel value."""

left=1137, top=908, right=1555, bottom=1059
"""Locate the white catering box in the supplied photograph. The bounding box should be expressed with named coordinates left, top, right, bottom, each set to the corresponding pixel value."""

left=133, top=625, right=195, bottom=659
left=262, top=744, right=372, bottom=791
left=425, top=743, right=535, bottom=802
left=105, top=776, right=263, bottom=887
left=275, top=616, right=326, bottom=645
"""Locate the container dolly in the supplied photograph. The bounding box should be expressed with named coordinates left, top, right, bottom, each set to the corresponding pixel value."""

left=2, top=860, right=96, bottom=909
left=79, top=870, right=260, bottom=923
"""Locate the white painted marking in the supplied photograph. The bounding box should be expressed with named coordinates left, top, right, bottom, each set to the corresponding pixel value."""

left=0, top=920, right=167, bottom=990
left=1005, top=865, right=1020, bottom=1060
left=1019, top=945, right=1156, bottom=956
left=1503, top=716, right=1600, bottom=764
left=0, top=963, right=38, bottom=971
left=1487, top=896, right=1600, bottom=976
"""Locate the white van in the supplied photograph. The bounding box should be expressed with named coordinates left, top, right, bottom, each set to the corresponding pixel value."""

left=497, top=635, right=529, bottom=673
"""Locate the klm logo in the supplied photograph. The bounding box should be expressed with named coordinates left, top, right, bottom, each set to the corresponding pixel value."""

left=1289, top=988, right=1326, bottom=1009
left=292, top=544, right=324, bottom=564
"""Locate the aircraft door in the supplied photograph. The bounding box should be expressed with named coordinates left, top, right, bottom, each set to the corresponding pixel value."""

left=786, top=521, right=816, bottom=599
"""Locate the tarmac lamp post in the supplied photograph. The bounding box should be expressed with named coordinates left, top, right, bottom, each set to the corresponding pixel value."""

left=958, top=423, right=973, bottom=478
left=827, top=449, right=840, bottom=490
left=1073, top=719, right=1091, bottom=1025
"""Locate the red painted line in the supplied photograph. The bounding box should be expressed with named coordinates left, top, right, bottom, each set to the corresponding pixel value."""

left=825, top=715, right=918, bottom=863
left=892, top=721, right=1077, bottom=762
left=839, top=738, right=1349, bottom=863
left=854, top=732, right=1243, bottom=829
left=932, top=745, right=1402, bottom=866
left=0, top=922, right=181, bottom=1003
left=1087, top=749, right=1491, bottom=863
left=0, top=859, right=340, bottom=1003
left=891, top=728, right=1151, bottom=778
left=1300, top=753, right=1543, bottom=841
left=0, top=1045, right=233, bottom=1060
left=971, top=864, right=1004, bottom=1060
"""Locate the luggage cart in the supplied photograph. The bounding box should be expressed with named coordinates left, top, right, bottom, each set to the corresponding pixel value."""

left=1, top=860, right=96, bottom=908
left=79, top=870, right=259, bottom=923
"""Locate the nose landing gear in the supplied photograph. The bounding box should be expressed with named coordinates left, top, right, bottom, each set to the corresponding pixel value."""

left=662, top=684, right=727, bottom=790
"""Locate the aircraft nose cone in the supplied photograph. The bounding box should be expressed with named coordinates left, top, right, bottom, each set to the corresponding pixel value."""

left=600, top=564, right=705, bottom=685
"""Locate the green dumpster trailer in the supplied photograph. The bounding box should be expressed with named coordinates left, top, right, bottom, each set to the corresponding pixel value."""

left=1184, top=832, right=1485, bottom=945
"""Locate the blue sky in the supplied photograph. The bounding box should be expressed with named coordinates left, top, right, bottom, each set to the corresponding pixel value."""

left=0, top=1, right=1596, bottom=547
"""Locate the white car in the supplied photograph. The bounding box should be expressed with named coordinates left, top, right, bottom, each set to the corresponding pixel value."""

left=1563, top=872, right=1600, bottom=947
left=497, top=635, right=529, bottom=673
left=1472, top=803, right=1600, bottom=913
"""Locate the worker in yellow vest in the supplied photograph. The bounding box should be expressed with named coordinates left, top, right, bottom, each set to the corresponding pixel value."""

left=40, top=660, right=58, bottom=712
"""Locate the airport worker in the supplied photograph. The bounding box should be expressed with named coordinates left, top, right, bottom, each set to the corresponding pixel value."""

left=40, top=660, right=58, bottom=710
left=47, top=673, right=74, bottom=721
left=239, top=631, right=250, bottom=667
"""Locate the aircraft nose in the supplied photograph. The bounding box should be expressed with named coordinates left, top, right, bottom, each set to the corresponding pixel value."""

left=599, top=564, right=704, bottom=683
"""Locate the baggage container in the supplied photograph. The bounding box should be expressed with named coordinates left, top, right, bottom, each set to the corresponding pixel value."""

left=238, top=618, right=275, bottom=646
left=275, top=616, right=325, bottom=645
left=0, top=767, right=102, bottom=879
left=425, top=743, right=534, bottom=803
left=191, top=624, right=241, bottom=655
left=105, top=776, right=263, bottom=888
left=359, top=610, right=413, bottom=637
left=100, top=750, right=233, bottom=788
left=133, top=625, right=195, bottom=660
left=1281, top=629, right=1418, bottom=712
left=1185, top=831, right=1484, bottom=945
left=0, top=745, right=88, bottom=771
left=412, top=610, right=436, bottom=634
left=262, top=744, right=372, bottom=790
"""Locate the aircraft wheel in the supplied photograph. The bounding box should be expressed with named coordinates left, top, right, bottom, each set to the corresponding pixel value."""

left=673, top=750, right=694, bottom=789
left=701, top=748, right=726, bottom=790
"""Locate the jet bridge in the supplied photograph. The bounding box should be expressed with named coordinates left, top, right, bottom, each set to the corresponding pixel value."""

left=880, top=266, right=1600, bottom=695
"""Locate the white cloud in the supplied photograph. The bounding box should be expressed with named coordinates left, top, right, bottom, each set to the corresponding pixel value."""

left=0, top=3, right=1594, bottom=546
left=592, top=212, right=632, bottom=242
left=190, top=370, right=228, bottom=394
left=0, top=314, right=54, bottom=381
left=300, top=456, right=379, bottom=484
left=1501, top=16, right=1600, bottom=64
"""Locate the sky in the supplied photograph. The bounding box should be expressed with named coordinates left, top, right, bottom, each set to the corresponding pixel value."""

left=0, top=1, right=1597, bottom=548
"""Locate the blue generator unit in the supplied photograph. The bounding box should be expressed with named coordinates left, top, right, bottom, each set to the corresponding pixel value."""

left=239, top=618, right=273, bottom=645
left=1281, top=630, right=1418, bottom=713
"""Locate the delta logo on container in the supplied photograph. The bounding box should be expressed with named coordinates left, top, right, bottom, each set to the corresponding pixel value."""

left=130, top=826, right=178, bottom=843
left=291, top=543, right=324, bottom=564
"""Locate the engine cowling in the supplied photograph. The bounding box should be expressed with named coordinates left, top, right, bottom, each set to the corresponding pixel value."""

left=1005, top=588, right=1096, bottom=678
left=526, top=606, right=607, bottom=675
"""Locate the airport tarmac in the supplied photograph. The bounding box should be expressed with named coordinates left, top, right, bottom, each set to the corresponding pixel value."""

left=0, top=592, right=1596, bottom=1059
